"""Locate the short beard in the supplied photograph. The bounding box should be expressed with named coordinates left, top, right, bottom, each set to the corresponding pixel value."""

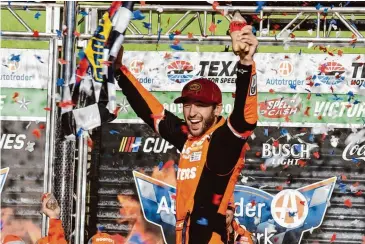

left=189, top=112, right=216, bottom=137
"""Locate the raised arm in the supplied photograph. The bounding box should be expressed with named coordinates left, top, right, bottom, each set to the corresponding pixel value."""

left=114, top=48, right=187, bottom=151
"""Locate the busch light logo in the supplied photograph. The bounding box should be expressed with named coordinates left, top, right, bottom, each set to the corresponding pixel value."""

left=342, top=129, right=365, bottom=163
left=133, top=171, right=336, bottom=244
left=166, top=60, right=194, bottom=83
left=262, top=143, right=311, bottom=166
left=317, top=61, right=345, bottom=85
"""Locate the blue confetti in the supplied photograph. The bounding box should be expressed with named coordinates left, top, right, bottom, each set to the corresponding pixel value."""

left=354, top=100, right=360, bottom=104
left=264, top=128, right=269, bottom=136
left=133, top=10, right=145, bottom=20
left=314, top=83, right=321, bottom=87
left=8, top=1, right=11, bottom=7
left=332, top=94, right=342, bottom=101
left=34, top=11, right=41, bottom=20
left=174, top=164, right=178, bottom=171
left=330, top=149, right=335, bottom=155
left=196, top=217, right=209, bottom=226
left=344, top=1, right=350, bottom=7
left=10, top=54, right=20, bottom=62
left=305, top=88, right=312, bottom=93
left=157, top=28, right=162, bottom=43
left=289, top=83, right=296, bottom=90
left=352, top=157, right=359, bottom=163
left=315, top=3, right=322, bottom=10
left=129, top=234, right=144, bottom=244
left=280, top=128, right=288, bottom=136
left=217, top=20, right=222, bottom=24
left=78, top=50, right=85, bottom=59
left=0, top=220, right=3, bottom=231
left=339, top=183, right=347, bottom=193
left=23, top=5, right=28, bottom=11
left=347, top=91, right=354, bottom=97
left=309, top=134, right=314, bottom=142
left=56, top=29, right=62, bottom=38
left=109, top=130, right=120, bottom=135
left=57, top=78, right=64, bottom=86
left=142, top=22, right=151, bottom=29
left=315, top=93, right=321, bottom=96
left=351, top=23, right=358, bottom=30
left=330, top=19, right=337, bottom=26
left=299, top=49, right=302, bottom=55
left=252, top=26, right=257, bottom=34
left=294, top=144, right=302, bottom=153
left=330, top=4, right=334, bottom=9
left=323, top=8, right=328, bottom=13
left=169, top=33, right=175, bottom=40
left=289, top=212, right=296, bottom=217
left=34, top=55, right=44, bottom=63
left=170, top=44, right=184, bottom=51
left=76, top=128, right=83, bottom=138
left=79, top=10, right=88, bottom=17
left=255, top=1, right=266, bottom=13
left=158, top=161, right=164, bottom=170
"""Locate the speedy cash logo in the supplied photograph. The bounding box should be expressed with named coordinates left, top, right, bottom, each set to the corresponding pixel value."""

left=259, top=97, right=301, bottom=118
left=348, top=62, right=365, bottom=89
left=134, top=171, right=337, bottom=244
left=317, top=61, right=345, bottom=85
left=166, top=60, right=194, bottom=83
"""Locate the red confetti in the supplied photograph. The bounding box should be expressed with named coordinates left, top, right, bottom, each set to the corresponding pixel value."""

left=87, top=137, right=93, bottom=148
left=162, top=160, right=174, bottom=169
left=284, top=116, right=291, bottom=122
left=39, top=124, right=46, bottom=130
left=44, top=107, right=51, bottom=111
left=298, top=160, right=306, bottom=167
left=74, top=31, right=80, bottom=37
left=330, top=86, right=334, bottom=93
left=231, top=93, right=236, bottom=98
left=12, top=92, right=19, bottom=101
left=212, top=1, right=219, bottom=10
left=341, top=174, right=347, bottom=181
left=330, top=233, right=337, bottom=243
left=58, top=100, right=74, bottom=108
left=346, top=104, right=352, bottom=108
left=282, top=12, right=288, bottom=16
left=354, top=55, right=361, bottom=61
left=58, top=58, right=67, bottom=65
left=102, top=60, right=113, bottom=66
left=251, top=15, right=262, bottom=22
left=208, top=22, right=217, bottom=33
left=328, top=51, right=334, bottom=56
left=273, top=140, right=279, bottom=147
left=276, top=186, right=283, bottom=191
left=317, top=115, right=322, bottom=120
left=140, top=1, right=146, bottom=6
left=260, top=164, right=266, bottom=171
left=174, top=30, right=181, bottom=35
left=212, top=194, right=223, bottom=205
left=307, top=93, right=311, bottom=100
left=171, top=194, right=176, bottom=200
left=338, top=50, right=344, bottom=56
left=269, top=89, right=275, bottom=94
left=355, top=190, right=363, bottom=196
left=32, top=129, right=41, bottom=139
left=188, top=32, right=193, bottom=39
left=181, top=125, right=189, bottom=134
left=273, top=24, right=280, bottom=30
left=250, top=200, right=256, bottom=207
left=300, top=200, right=306, bottom=205
left=284, top=55, right=290, bottom=59
left=289, top=33, right=295, bottom=38
left=173, top=39, right=180, bottom=45
left=33, top=30, right=39, bottom=37
left=255, top=151, right=262, bottom=157
left=307, top=80, right=314, bottom=86
left=313, top=151, right=320, bottom=159
left=164, top=52, right=172, bottom=59
left=344, top=199, right=352, bottom=208
left=304, top=107, right=311, bottom=116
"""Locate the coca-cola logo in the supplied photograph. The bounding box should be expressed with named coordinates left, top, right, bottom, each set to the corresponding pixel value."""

left=342, top=142, right=365, bottom=161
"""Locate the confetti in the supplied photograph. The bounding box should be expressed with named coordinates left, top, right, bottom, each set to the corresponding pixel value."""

left=264, top=128, right=269, bottom=136
left=298, top=160, right=306, bottom=167
left=313, top=151, right=320, bottom=159
left=12, top=92, right=19, bottom=101
left=208, top=22, right=217, bottom=33
left=315, top=3, right=322, bottom=10
left=74, top=31, right=80, bottom=37
left=196, top=217, right=209, bottom=226
left=32, top=30, right=39, bottom=37
left=276, top=186, right=283, bottom=191
left=212, top=1, right=219, bottom=10
left=164, top=52, right=172, bottom=59
left=142, top=22, right=151, bottom=29
left=289, top=83, right=297, bottom=90
left=39, top=124, right=45, bottom=130
left=304, top=107, right=311, bottom=116
left=34, top=54, right=44, bottom=63
left=170, top=44, right=184, bottom=51
left=132, top=10, right=145, bottom=20
left=158, top=161, right=164, bottom=170
left=58, top=58, right=67, bottom=65
left=273, top=140, right=279, bottom=147
left=32, top=129, right=41, bottom=139
left=78, top=50, right=85, bottom=59
left=34, top=12, right=41, bottom=20
left=212, top=194, right=223, bottom=205
left=162, top=160, right=174, bottom=169
left=217, top=20, right=222, bottom=24
left=173, top=39, right=180, bottom=45
left=181, top=125, right=189, bottom=134
left=87, top=137, right=93, bottom=148
left=109, top=130, right=120, bottom=135
left=57, top=78, right=64, bottom=86
left=344, top=199, right=352, bottom=208
left=260, top=164, right=267, bottom=171
left=188, top=32, right=193, bottom=39
left=255, top=1, right=266, bottom=12
left=79, top=10, right=88, bottom=17
left=25, top=141, right=35, bottom=152
left=56, top=29, right=62, bottom=38
left=168, top=33, right=175, bottom=40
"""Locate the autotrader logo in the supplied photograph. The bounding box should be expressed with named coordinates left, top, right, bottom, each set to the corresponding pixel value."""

left=278, top=60, right=293, bottom=76
left=129, top=60, right=144, bottom=76
left=317, top=61, right=345, bottom=85
left=166, top=60, right=194, bottom=83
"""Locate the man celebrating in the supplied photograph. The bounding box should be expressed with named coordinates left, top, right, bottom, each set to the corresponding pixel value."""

left=114, top=17, right=258, bottom=244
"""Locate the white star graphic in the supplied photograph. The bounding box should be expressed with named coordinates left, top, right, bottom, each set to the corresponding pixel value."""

left=17, top=97, right=31, bottom=110
left=118, top=97, right=130, bottom=113
left=25, top=141, right=35, bottom=152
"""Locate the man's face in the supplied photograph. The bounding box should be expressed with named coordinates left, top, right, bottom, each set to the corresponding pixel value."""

left=226, top=209, right=234, bottom=225
left=183, top=101, right=218, bottom=137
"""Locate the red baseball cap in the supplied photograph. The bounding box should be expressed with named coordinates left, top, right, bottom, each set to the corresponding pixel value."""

left=174, top=78, right=222, bottom=104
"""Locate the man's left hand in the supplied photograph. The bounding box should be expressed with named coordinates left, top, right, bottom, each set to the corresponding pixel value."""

left=235, top=25, right=258, bottom=66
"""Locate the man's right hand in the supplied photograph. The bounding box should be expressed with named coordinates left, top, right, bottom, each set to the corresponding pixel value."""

left=114, top=45, right=124, bottom=72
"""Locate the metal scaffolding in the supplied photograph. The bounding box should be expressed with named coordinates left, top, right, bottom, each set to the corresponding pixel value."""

left=1, top=2, right=365, bottom=244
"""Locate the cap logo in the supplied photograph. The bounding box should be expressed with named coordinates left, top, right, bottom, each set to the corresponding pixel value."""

left=189, top=83, right=202, bottom=91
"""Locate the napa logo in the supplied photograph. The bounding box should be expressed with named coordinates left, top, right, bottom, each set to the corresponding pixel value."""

left=317, top=61, right=346, bottom=85
left=166, top=60, right=194, bottom=83
left=2, top=54, right=21, bottom=72
left=133, top=171, right=336, bottom=244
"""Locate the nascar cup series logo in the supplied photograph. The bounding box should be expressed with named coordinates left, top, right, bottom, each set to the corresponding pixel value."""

left=317, top=61, right=345, bottom=85
left=133, top=171, right=336, bottom=244
left=166, top=60, right=194, bottom=83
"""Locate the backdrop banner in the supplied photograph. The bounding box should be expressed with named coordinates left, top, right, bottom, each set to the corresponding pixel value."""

left=90, top=123, right=365, bottom=244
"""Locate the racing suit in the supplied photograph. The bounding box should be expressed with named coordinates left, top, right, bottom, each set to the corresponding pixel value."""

left=115, top=61, right=257, bottom=244
left=36, top=219, right=67, bottom=244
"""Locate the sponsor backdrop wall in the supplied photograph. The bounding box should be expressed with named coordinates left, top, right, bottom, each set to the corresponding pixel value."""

left=85, top=52, right=365, bottom=243
left=0, top=48, right=49, bottom=243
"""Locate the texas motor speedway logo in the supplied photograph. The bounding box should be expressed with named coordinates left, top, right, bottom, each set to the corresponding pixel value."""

left=133, top=171, right=336, bottom=244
